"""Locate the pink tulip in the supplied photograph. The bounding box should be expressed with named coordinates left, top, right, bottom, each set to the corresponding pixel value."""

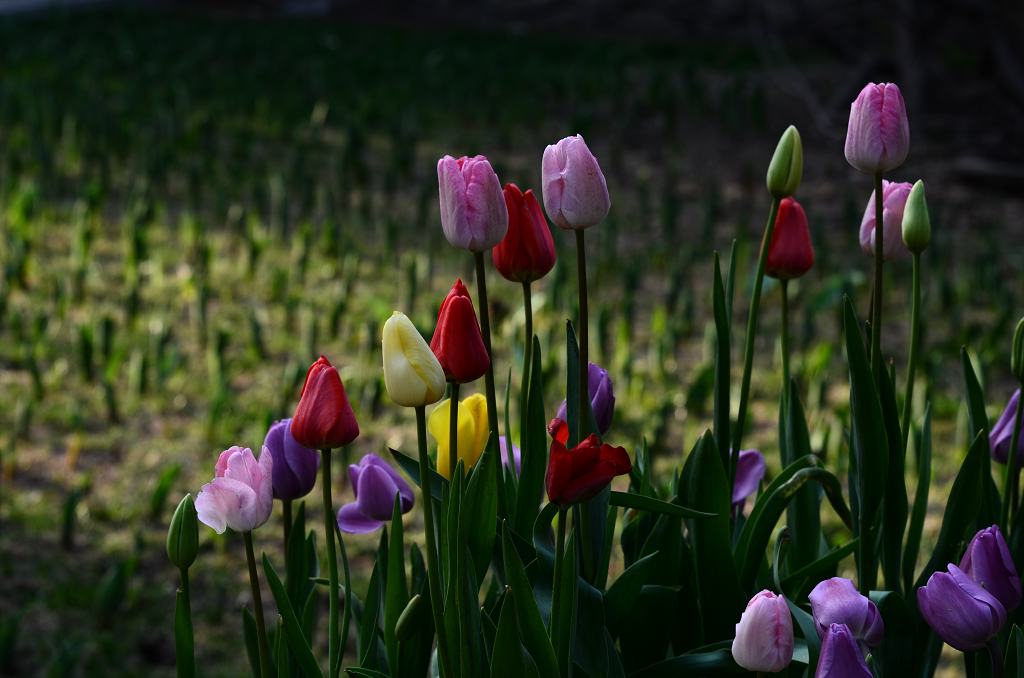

left=860, top=180, right=913, bottom=261
left=844, top=82, right=910, bottom=174
left=541, top=134, right=610, bottom=230
left=731, top=590, right=794, bottom=672
left=437, top=155, right=508, bottom=252
left=195, top=446, right=274, bottom=534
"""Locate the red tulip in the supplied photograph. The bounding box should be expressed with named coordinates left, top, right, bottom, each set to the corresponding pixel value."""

left=765, top=197, right=814, bottom=280
left=545, top=424, right=631, bottom=506
left=290, top=356, right=360, bottom=449
left=492, top=183, right=557, bottom=283
left=430, top=279, right=490, bottom=384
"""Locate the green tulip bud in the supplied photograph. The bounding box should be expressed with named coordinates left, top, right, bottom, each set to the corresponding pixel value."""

left=167, top=493, right=199, bottom=570
left=766, top=125, right=803, bottom=199
left=395, top=594, right=423, bottom=643
left=1013, top=318, right=1024, bottom=384
left=901, top=179, right=931, bottom=253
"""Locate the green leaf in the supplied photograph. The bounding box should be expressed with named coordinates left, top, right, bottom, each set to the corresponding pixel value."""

left=903, top=403, right=932, bottom=593
left=501, top=522, right=560, bottom=677
left=604, top=552, right=660, bottom=639
left=388, top=448, right=444, bottom=502
left=262, top=554, right=323, bottom=678
left=174, top=588, right=195, bottom=678
left=712, top=252, right=731, bottom=468
left=962, top=348, right=1001, bottom=526
left=490, top=592, right=540, bottom=678
left=627, top=649, right=742, bottom=676
left=515, top=337, right=548, bottom=537
left=782, top=381, right=821, bottom=571
left=384, top=497, right=408, bottom=675
left=457, top=545, right=486, bottom=678
left=286, top=503, right=309, bottom=609
left=344, top=669, right=390, bottom=678
left=878, top=360, right=908, bottom=593
left=781, top=539, right=859, bottom=595
left=358, top=536, right=386, bottom=670
left=242, top=607, right=260, bottom=678
left=870, top=591, right=914, bottom=677
left=552, top=531, right=578, bottom=677
left=465, top=436, right=499, bottom=586
left=609, top=491, right=714, bottom=519
left=786, top=597, right=819, bottom=672
left=733, top=454, right=816, bottom=566
left=1005, top=624, right=1024, bottom=677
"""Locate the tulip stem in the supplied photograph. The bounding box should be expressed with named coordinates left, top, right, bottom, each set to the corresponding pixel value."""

left=550, top=506, right=567, bottom=638
left=575, top=229, right=589, bottom=444
left=870, top=171, right=884, bottom=379
left=415, top=406, right=453, bottom=678
left=474, top=252, right=505, bottom=515
left=449, top=381, right=460, bottom=480
left=320, top=449, right=340, bottom=678
left=176, top=568, right=195, bottom=678
left=522, top=280, right=534, bottom=392
left=901, top=252, right=922, bottom=456
left=732, top=197, right=781, bottom=482
left=780, top=280, right=791, bottom=415
left=243, top=531, right=272, bottom=678
left=282, top=498, right=292, bottom=552
left=1002, top=386, right=1024, bottom=533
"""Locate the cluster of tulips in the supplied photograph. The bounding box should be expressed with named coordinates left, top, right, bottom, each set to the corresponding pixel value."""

left=165, top=81, right=1024, bottom=677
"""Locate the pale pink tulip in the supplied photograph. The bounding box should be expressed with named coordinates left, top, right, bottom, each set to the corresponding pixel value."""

left=860, top=180, right=913, bottom=261
left=541, top=134, right=610, bottom=230
left=844, top=82, right=910, bottom=174
left=437, top=154, right=508, bottom=252
left=195, top=446, right=273, bottom=534
left=731, top=590, right=794, bottom=672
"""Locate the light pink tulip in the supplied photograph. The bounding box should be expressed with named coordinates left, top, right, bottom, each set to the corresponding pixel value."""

left=860, top=180, right=913, bottom=261
left=195, top=446, right=274, bottom=534
left=844, top=82, right=910, bottom=174
left=437, top=155, right=508, bottom=252
left=731, top=590, right=794, bottom=672
left=541, top=134, right=610, bottom=230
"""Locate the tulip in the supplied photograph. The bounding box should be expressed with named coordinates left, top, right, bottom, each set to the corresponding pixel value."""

left=991, top=390, right=1024, bottom=465
left=430, top=279, right=490, bottom=384
left=901, top=179, right=931, bottom=253
left=382, top=311, right=446, bottom=408
left=290, top=356, right=360, bottom=450
left=195, top=446, right=274, bottom=534
left=167, top=494, right=199, bottom=570
left=337, top=454, right=414, bottom=534
left=765, top=197, right=814, bottom=280
left=859, top=180, right=913, bottom=262
left=492, top=183, right=557, bottom=283
left=808, top=577, right=884, bottom=650
left=541, top=134, right=610, bottom=230
left=555, top=362, right=615, bottom=436
left=732, top=449, right=766, bottom=510
left=428, top=393, right=489, bottom=479
left=816, top=624, right=872, bottom=678
left=437, top=154, right=508, bottom=252
left=844, top=82, right=910, bottom=174
left=917, top=564, right=1006, bottom=651
left=960, top=525, right=1021, bottom=612
left=263, top=418, right=319, bottom=501
left=766, top=125, right=803, bottom=199
left=545, top=428, right=631, bottom=506
left=499, top=436, right=521, bottom=476
left=731, top=590, right=794, bottom=673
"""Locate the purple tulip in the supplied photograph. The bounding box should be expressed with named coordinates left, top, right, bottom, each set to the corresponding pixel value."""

left=263, top=418, right=320, bottom=501
left=808, top=577, right=884, bottom=650
left=815, top=624, right=872, bottom=678
left=731, top=589, right=793, bottom=672
left=437, top=155, right=508, bottom=252
left=844, top=82, right=910, bottom=174
left=337, top=454, right=414, bottom=534
left=960, top=525, right=1021, bottom=612
left=860, top=180, right=913, bottom=262
left=541, top=134, right=611, bottom=230
left=732, top=449, right=766, bottom=509
left=499, top=436, right=521, bottom=476
left=917, top=564, right=1006, bottom=651
left=195, top=446, right=273, bottom=534
left=990, top=389, right=1024, bottom=465
left=556, top=362, right=615, bottom=435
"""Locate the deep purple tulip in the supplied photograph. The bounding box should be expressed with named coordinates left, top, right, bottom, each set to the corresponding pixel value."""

left=808, top=577, right=884, bottom=650
left=990, top=389, right=1024, bottom=465
left=556, top=362, right=615, bottom=435
left=960, top=525, right=1021, bottom=612
left=263, top=418, right=320, bottom=501
left=732, top=449, right=766, bottom=509
left=499, top=436, right=521, bottom=476
left=815, top=624, right=872, bottom=678
left=917, top=564, right=1006, bottom=651
left=337, top=454, right=414, bottom=534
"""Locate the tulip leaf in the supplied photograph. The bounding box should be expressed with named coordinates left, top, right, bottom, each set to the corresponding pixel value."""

left=878, top=363, right=908, bottom=593
left=552, top=531, right=578, bottom=677
left=358, top=535, right=386, bottom=670
left=286, top=503, right=309, bottom=609
left=712, top=251, right=731, bottom=469
left=603, top=552, right=660, bottom=639
left=262, top=554, right=324, bottom=678
left=781, top=539, right=859, bottom=597
left=626, top=648, right=742, bottom=677
left=458, top=545, right=486, bottom=678
left=1004, top=624, right=1024, bottom=678
left=734, top=454, right=816, bottom=564
left=242, top=607, right=261, bottom=678
left=383, top=498, right=408, bottom=675
left=782, top=380, right=821, bottom=571
left=902, top=403, right=932, bottom=593
left=388, top=448, right=444, bottom=502
left=608, top=491, right=714, bottom=519
left=466, top=436, right=499, bottom=586
left=490, top=592, right=540, bottom=678
left=501, top=522, right=560, bottom=677
left=344, top=670, right=390, bottom=678
left=962, top=348, right=1001, bottom=526
left=785, top=597, right=819, bottom=672
left=869, top=590, right=914, bottom=677
left=515, top=337, right=548, bottom=538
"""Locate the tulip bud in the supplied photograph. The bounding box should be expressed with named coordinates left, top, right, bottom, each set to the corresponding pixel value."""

left=382, top=312, right=447, bottom=408
left=816, top=624, right=872, bottom=678
left=731, top=590, right=794, bottom=673
left=428, top=393, right=489, bottom=479
left=809, top=577, right=884, bottom=649
left=263, top=418, right=319, bottom=501
left=765, top=197, right=814, bottom=280
left=492, top=183, right=557, bottom=283
left=429, top=279, right=490, bottom=384
left=290, top=356, right=360, bottom=449
left=901, top=180, right=930, bottom=253
left=395, top=594, right=423, bottom=643
left=555, top=362, right=616, bottom=436
left=167, top=493, right=199, bottom=570
left=917, top=564, right=1006, bottom=651
left=960, top=525, right=1021, bottom=612
left=437, top=155, right=508, bottom=252
left=860, top=180, right=913, bottom=262
left=541, top=134, right=610, bottom=230
left=1012, top=318, right=1024, bottom=383
left=989, top=389, right=1024, bottom=466
left=844, top=82, right=910, bottom=174
left=732, top=449, right=766, bottom=510
left=766, top=125, right=803, bottom=199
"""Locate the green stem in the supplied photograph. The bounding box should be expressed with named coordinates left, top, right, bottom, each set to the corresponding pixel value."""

left=474, top=251, right=505, bottom=515
left=732, top=197, right=781, bottom=480
left=870, top=171, right=884, bottom=379
left=522, top=280, right=534, bottom=392
left=416, top=406, right=453, bottom=678
left=780, top=280, right=791, bottom=409
left=243, top=531, right=272, bottom=678
left=575, top=229, right=589, bottom=444
left=176, top=568, right=195, bottom=678
left=320, top=449, right=340, bottom=676
left=901, top=252, right=922, bottom=455
left=282, top=498, right=292, bottom=552
left=550, top=507, right=567, bottom=636
left=1002, top=388, right=1024, bottom=532
left=449, top=381, right=460, bottom=479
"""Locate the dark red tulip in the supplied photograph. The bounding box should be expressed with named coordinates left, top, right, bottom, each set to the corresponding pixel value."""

left=430, top=279, right=490, bottom=384
left=290, top=356, right=360, bottom=449
left=545, top=425, right=631, bottom=506
left=492, top=183, right=557, bottom=283
left=765, top=197, right=814, bottom=280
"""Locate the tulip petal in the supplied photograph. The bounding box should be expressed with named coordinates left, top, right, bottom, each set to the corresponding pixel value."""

left=337, top=502, right=386, bottom=534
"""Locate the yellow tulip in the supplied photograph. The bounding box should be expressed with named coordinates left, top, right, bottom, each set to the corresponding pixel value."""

left=382, top=311, right=447, bottom=408
left=428, top=393, right=489, bottom=478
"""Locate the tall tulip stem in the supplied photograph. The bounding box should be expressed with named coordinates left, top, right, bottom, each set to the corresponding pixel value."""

left=448, top=381, right=460, bottom=479
left=870, top=171, right=884, bottom=378
left=320, top=449, right=340, bottom=676
left=416, top=406, right=453, bottom=678
left=550, top=506, right=567, bottom=639
left=901, top=252, right=922, bottom=454
left=780, top=280, right=791, bottom=405
left=522, top=280, right=534, bottom=389
left=1002, top=385, right=1024, bottom=532
left=732, top=197, right=781, bottom=481
left=175, top=568, right=195, bottom=678
left=243, top=531, right=272, bottom=678
left=575, top=229, right=589, bottom=444
left=474, top=251, right=505, bottom=513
